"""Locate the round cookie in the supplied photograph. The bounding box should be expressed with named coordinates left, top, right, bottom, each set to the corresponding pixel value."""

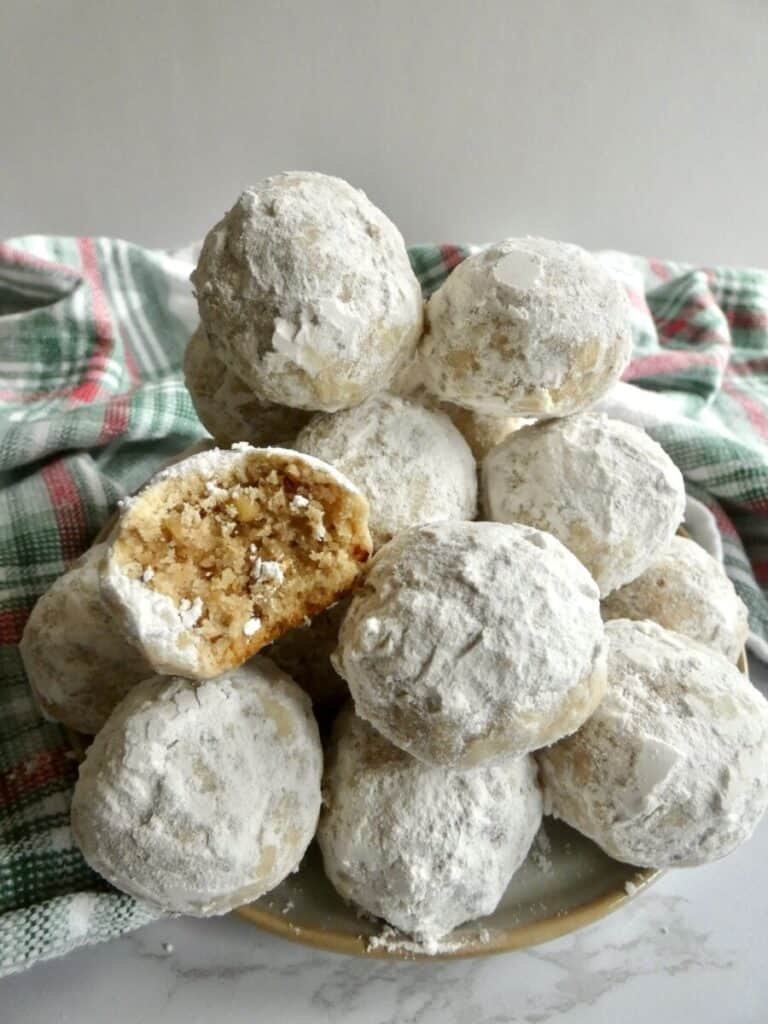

left=419, top=238, right=633, bottom=417
left=538, top=619, right=768, bottom=868
left=192, top=171, right=424, bottom=412
left=334, top=521, right=606, bottom=768
left=483, top=413, right=686, bottom=596
left=102, top=444, right=372, bottom=679
left=183, top=325, right=312, bottom=446
left=20, top=544, right=151, bottom=734
left=601, top=534, right=749, bottom=662
left=318, top=708, right=542, bottom=947
left=266, top=598, right=350, bottom=711
left=71, top=660, right=322, bottom=915
left=294, top=393, right=477, bottom=549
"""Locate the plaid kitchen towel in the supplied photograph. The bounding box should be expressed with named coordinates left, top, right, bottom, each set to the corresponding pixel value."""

left=1, top=235, right=768, bottom=975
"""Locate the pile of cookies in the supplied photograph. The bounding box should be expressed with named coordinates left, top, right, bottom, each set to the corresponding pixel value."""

left=21, top=172, right=768, bottom=949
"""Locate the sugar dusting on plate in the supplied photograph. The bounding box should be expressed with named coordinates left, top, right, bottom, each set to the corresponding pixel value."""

left=367, top=925, right=492, bottom=957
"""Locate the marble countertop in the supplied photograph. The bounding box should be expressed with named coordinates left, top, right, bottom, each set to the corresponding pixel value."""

left=6, top=659, right=768, bottom=1024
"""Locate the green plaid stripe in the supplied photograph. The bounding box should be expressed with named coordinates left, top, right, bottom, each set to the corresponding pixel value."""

left=1, top=235, right=767, bottom=976
left=0, top=236, right=205, bottom=975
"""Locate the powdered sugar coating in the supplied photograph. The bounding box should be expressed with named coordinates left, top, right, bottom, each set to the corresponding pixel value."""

left=101, top=568, right=207, bottom=677
left=294, top=393, right=477, bottom=549
left=601, top=535, right=749, bottom=661
left=192, top=172, right=424, bottom=412
left=102, top=444, right=366, bottom=679
left=19, top=544, right=151, bottom=734
left=71, top=659, right=322, bottom=915
left=538, top=619, right=768, bottom=868
left=420, top=238, right=632, bottom=417
left=483, top=413, right=686, bottom=596
left=393, top=356, right=525, bottom=460
left=334, top=521, right=606, bottom=767
left=183, top=325, right=311, bottom=446
left=318, top=709, right=542, bottom=946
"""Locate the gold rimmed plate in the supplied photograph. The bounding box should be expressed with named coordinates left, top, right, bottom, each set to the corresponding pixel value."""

left=64, top=730, right=660, bottom=961
left=234, top=829, right=660, bottom=960
left=233, top=646, right=749, bottom=959
left=76, top=509, right=749, bottom=959
left=67, top=655, right=748, bottom=961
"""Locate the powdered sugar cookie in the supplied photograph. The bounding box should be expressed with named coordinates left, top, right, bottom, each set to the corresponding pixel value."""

left=538, top=619, right=768, bottom=867
left=102, top=445, right=371, bottom=679
left=192, top=172, right=423, bottom=412
left=420, top=238, right=632, bottom=417
left=20, top=544, right=150, bottom=734
left=601, top=534, right=749, bottom=661
left=71, top=660, right=322, bottom=915
left=183, top=325, right=311, bottom=446
left=483, top=413, right=685, bottom=596
left=294, top=393, right=477, bottom=549
left=334, top=521, right=606, bottom=767
left=318, top=708, right=542, bottom=948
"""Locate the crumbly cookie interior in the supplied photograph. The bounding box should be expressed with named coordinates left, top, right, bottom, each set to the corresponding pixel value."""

left=111, top=452, right=370, bottom=674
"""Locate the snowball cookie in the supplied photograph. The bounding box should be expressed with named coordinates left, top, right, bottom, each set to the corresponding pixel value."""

left=601, top=535, right=749, bottom=662
left=420, top=238, right=632, bottom=417
left=183, top=325, right=311, bottom=446
left=20, top=544, right=151, bottom=734
left=538, top=619, right=768, bottom=868
left=294, top=393, right=477, bottom=549
left=483, top=413, right=686, bottom=597
left=191, top=171, right=424, bottom=412
left=318, top=708, right=542, bottom=946
left=334, top=521, right=606, bottom=767
left=102, top=444, right=372, bottom=680
left=267, top=598, right=350, bottom=709
left=71, top=660, right=322, bottom=915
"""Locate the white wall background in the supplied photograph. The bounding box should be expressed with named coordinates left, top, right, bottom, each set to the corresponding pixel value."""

left=3, top=0, right=767, bottom=265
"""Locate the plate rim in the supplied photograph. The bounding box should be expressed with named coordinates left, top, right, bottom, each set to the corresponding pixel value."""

left=68, top=516, right=751, bottom=961
left=66, top=642, right=748, bottom=959
left=233, top=865, right=663, bottom=961
left=234, top=645, right=748, bottom=960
